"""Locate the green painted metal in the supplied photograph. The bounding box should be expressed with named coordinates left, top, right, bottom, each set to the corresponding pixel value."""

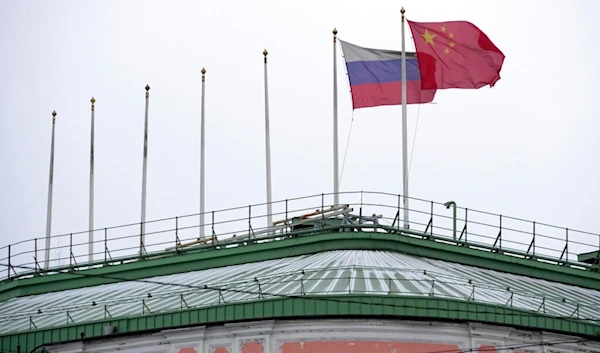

left=2, top=228, right=600, bottom=303
left=4, top=191, right=600, bottom=286
left=579, top=250, right=600, bottom=264
left=1, top=295, right=599, bottom=353
left=5, top=249, right=599, bottom=334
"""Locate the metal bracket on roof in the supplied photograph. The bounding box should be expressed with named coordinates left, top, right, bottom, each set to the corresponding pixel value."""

left=300, top=279, right=305, bottom=295
left=559, top=243, right=568, bottom=263
left=69, top=233, right=78, bottom=267
left=218, top=290, right=226, bottom=304
left=66, top=311, right=75, bottom=325
left=255, top=278, right=263, bottom=299
left=391, top=210, right=400, bottom=229
left=29, top=316, right=37, bottom=330
left=458, top=208, right=468, bottom=244
left=424, top=217, right=433, bottom=238
left=492, top=216, right=502, bottom=252
left=33, top=239, right=42, bottom=273
left=537, top=297, right=546, bottom=313
left=181, top=294, right=190, bottom=309
left=570, top=303, right=580, bottom=318
left=505, top=291, right=513, bottom=307
left=33, top=255, right=41, bottom=272
left=174, top=217, right=182, bottom=252
left=459, top=224, right=468, bottom=243
left=104, top=305, right=112, bottom=319
left=559, top=228, right=569, bottom=264
left=104, top=228, right=113, bottom=264
left=429, top=280, right=435, bottom=296
left=526, top=222, right=536, bottom=259
left=139, top=240, right=148, bottom=258
left=469, top=285, right=475, bottom=301
left=142, top=299, right=152, bottom=315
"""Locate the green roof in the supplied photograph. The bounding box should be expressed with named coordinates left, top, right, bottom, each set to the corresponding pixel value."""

left=1, top=248, right=599, bottom=336
left=1, top=192, right=599, bottom=353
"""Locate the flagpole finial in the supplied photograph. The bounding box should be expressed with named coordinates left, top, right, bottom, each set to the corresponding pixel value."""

left=400, top=7, right=406, bottom=14
left=333, top=28, right=338, bottom=35
left=52, top=110, right=57, bottom=117
left=263, top=49, right=268, bottom=57
left=145, top=84, right=150, bottom=91
left=52, top=110, right=56, bottom=123
left=201, top=67, right=206, bottom=75
left=91, top=97, right=96, bottom=104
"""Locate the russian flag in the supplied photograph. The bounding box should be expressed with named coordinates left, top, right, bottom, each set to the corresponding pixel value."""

left=339, top=39, right=436, bottom=109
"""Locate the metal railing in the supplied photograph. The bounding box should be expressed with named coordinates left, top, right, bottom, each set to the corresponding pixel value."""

left=1, top=191, right=599, bottom=283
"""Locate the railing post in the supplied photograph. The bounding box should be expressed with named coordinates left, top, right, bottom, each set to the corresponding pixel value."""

left=69, top=233, right=73, bottom=267
left=104, top=228, right=107, bottom=263
left=566, top=228, right=569, bottom=262
left=464, top=208, right=468, bottom=242
left=499, top=215, right=502, bottom=249
left=248, top=205, right=251, bottom=237
left=139, top=222, right=143, bottom=257
left=533, top=221, right=536, bottom=256
left=35, top=238, right=39, bottom=272
left=7, top=244, right=10, bottom=279
left=211, top=210, right=215, bottom=242
left=430, top=201, right=434, bottom=236
left=397, top=195, right=401, bottom=230
left=321, top=194, right=325, bottom=225
left=175, top=216, right=179, bottom=249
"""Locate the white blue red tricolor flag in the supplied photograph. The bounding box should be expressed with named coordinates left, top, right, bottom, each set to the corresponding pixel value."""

left=339, top=39, right=436, bottom=109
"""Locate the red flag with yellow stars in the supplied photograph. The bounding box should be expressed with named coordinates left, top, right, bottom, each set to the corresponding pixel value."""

left=407, top=20, right=505, bottom=90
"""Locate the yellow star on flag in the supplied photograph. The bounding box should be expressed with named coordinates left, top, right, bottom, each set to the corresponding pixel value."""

left=449, top=42, right=455, bottom=48
left=421, top=29, right=436, bottom=45
left=440, top=25, right=446, bottom=32
left=444, top=48, right=450, bottom=54
left=449, top=33, right=454, bottom=39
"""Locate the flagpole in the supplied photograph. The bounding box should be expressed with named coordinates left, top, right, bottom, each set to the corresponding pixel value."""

left=140, top=84, right=150, bottom=255
left=89, top=97, right=95, bottom=263
left=44, top=110, right=57, bottom=269
left=401, top=7, right=410, bottom=229
left=263, top=49, right=273, bottom=229
left=333, top=28, right=339, bottom=206
left=200, top=68, right=206, bottom=239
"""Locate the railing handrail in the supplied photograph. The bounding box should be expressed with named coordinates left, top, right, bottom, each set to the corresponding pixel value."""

left=1, top=190, right=599, bottom=283
left=4, top=191, right=597, bottom=240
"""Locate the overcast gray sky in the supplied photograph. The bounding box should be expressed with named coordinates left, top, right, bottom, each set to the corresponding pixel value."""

left=1, top=1, right=598, bottom=264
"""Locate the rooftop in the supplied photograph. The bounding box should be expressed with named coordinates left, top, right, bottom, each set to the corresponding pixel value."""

left=2, top=191, right=598, bottom=289
left=1, top=248, right=599, bottom=334
left=1, top=191, right=599, bottom=351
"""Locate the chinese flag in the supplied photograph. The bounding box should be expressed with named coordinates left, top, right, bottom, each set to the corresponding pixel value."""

left=407, top=20, right=505, bottom=90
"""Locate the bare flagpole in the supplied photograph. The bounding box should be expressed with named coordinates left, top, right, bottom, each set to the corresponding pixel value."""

left=88, top=97, right=95, bottom=262
left=140, top=84, right=150, bottom=255
left=332, top=28, right=340, bottom=206
left=263, top=49, right=273, bottom=229
left=200, top=68, right=206, bottom=239
left=44, top=110, right=57, bottom=269
left=401, top=7, right=410, bottom=228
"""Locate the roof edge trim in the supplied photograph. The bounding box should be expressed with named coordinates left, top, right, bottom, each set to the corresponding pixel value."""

left=1, top=231, right=600, bottom=302
left=1, top=295, right=599, bottom=353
